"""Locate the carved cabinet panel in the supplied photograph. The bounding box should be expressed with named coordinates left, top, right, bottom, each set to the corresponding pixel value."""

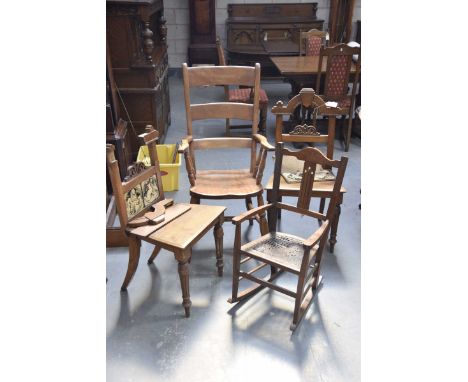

left=107, top=0, right=170, bottom=157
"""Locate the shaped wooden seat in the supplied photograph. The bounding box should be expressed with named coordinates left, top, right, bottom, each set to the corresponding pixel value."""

left=180, top=64, right=274, bottom=233
left=216, top=36, right=269, bottom=134
left=191, top=169, right=263, bottom=198
left=106, top=126, right=226, bottom=318
left=229, top=142, right=348, bottom=331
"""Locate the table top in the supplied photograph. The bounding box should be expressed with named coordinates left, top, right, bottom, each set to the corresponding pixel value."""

left=148, top=204, right=225, bottom=250
left=271, top=56, right=358, bottom=76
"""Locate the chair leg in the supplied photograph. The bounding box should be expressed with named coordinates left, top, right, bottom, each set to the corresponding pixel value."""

left=345, top=113, right=353, bottom=152
left=121, top=235, right=141, bottom=291
left=190, top=196, right=200, bottom=204
left=177, top=254, right=192, bottom=318
left=291, top=272, right=307, bottom=331
left=228, top=246, right=242, bottom=303
left=259, top=104, right=267, bottom=133
left=147, top=244, right=161, bottom=265
left=213, top=216, right=224, bottom=277
left=245, top=197, right=254, bottom=226
left=329, top=203, right=341, bottom=253
left=318, top=198, right=326, bottom=226
left=225, top=118, right=231, bottom=136
left=257, top=193, right=269, bottom=236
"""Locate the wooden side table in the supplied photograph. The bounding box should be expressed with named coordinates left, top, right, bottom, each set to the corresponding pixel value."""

left=122, top=203, right=226, bottom=317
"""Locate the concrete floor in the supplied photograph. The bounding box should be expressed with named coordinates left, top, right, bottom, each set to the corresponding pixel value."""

left=106, top=74, right=361, bottom=382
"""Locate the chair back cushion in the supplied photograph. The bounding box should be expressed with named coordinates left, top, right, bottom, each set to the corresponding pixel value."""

left=306, top=36, right=322, bottom=56
left=324, top=54, right=350, bottom=98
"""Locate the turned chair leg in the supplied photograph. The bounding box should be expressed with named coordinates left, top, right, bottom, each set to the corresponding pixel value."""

left=177, top=254, right=192, bottom=318
left=228, top=247, right=241, bottom=303
left=318, top=198, right=326, bottom=226
left=121, top=235, right=141, bottom=291
left=213, top=216, right=224, bottom=276
left=329, top=203, right=341, bottom=253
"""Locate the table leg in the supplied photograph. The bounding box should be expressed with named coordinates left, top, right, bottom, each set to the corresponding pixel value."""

left=214, top=216, right=224, bottom=277
left=177, top=251, right=192, bottom=317
left=121, top=235, right=141, bottom=291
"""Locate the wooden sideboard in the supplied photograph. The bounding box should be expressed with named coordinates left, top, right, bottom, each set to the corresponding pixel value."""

left=226, top=2, right=324, bottom=79
left=106, top=0, right=170, bottom=156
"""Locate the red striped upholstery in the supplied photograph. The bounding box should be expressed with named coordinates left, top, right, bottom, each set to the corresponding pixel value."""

left=229, top=88, right=269, bottom=104
left=305, top=36, right=322, bottom=56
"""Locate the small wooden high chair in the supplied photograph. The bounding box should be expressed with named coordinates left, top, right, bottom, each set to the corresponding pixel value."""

left=106, top=126, right=226, bottom=317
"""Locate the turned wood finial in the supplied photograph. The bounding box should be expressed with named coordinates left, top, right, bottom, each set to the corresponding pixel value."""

left=142, top=22, right=154, bottom=63
left=106, top=144, right=116, bottom=163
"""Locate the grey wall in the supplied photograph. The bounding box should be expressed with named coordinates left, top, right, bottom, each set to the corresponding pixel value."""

left=165, top=0, right=361, bottom=68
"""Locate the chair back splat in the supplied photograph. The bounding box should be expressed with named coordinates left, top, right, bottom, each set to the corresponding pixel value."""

left=231, top=141, right=348, bottom=331
left=179, top=63, right=274, bottom=232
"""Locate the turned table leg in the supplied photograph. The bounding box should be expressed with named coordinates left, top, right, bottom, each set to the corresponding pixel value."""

left=121, top=235, right=141, bottom=291
left=213, top=216, right=224, bottom=277
left=177, top=250, right=192, bottom=317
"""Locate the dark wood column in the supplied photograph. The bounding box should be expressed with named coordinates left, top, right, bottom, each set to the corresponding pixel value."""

left=188, top=0, right=217, bottom=65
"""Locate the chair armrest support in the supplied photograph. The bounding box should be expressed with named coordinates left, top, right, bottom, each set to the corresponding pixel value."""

left=253, top=134, right=275, bottom=151
left=178, top=136, right=193, bottom=153
left=232, top=204, right=273, bottom=225
left=303, top=220, right=330, bottom=248
left=277, top=202, right=326, bottom=221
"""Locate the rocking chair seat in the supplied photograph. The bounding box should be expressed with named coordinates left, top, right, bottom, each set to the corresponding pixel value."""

left=241, top=232, right=319, bottom=274
left=190, top=169, right=263, bottom=198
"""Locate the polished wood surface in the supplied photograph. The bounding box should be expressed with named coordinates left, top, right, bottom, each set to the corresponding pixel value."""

left=180, top=64, right=273, bottom=233
left=216, top=37, right=269, bottom=133
left=106, top=127, right=226, bottom=317
left=268, top=88, right=347, bottom=252
left=271, top=55, right=358, bottom=75
left=226, top=2, right=324, bottom=78
left=229, top=143, right=349, bottom=331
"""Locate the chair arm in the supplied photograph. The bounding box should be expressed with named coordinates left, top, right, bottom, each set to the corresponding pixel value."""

left=253, top=134, right=275, bottom=151
left=177, top=136, right=193, bottom=153
left=303, top=220, right=330, bottom=248
left=232, top=204, right=273, bottom=225
left=277, top=202, right=326, bottom=221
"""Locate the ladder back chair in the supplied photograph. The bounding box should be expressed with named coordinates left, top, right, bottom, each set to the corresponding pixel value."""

left=299, top=29, right=327, bottom=56
left=180, top=63, right=274, bottom=234
left=216, top=36, right=269, bottom=134
left=266, top=88, right=346, bottom=252
left=107, top=126, right=226, bottom=317
left=229, top=142, right=348, bottom=331
left=316, top=43, right=361, bottom=152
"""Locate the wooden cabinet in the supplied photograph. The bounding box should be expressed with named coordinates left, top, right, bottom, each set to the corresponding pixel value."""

left=106, top=0, right=170, bottom=157
left=226, top=3, right=324, bottom=79
left=188, top=0, right=217, bottom=65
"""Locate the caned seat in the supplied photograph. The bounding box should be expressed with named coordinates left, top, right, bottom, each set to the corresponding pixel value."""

left=229, top=143, right=349, bottom=331
left=241, top=232, right=319, bottom=274
left=190, top=169, right=263, bottom=198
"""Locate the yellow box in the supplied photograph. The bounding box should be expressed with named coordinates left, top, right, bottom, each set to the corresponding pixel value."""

left=137, top=144, right=181, bottom=191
